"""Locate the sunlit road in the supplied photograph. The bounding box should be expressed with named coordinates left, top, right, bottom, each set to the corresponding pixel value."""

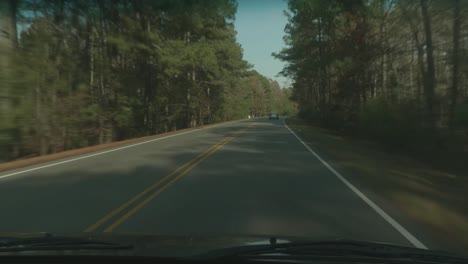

left=0, top=118, right=421, bottom=248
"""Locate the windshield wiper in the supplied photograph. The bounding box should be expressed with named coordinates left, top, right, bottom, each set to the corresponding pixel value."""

left=0, top=235, right=132, bottom=252
left=199, top=239, right=467, bottom=264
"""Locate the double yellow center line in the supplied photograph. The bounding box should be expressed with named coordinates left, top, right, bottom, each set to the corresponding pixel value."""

left=85, top=125, right=253, bottom=233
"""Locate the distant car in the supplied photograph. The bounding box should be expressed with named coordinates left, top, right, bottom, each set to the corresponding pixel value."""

left=269, top=112, right=279, bottom=120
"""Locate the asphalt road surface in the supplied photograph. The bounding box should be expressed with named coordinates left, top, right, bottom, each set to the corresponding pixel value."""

left=0, top=118, right=430, bottom=250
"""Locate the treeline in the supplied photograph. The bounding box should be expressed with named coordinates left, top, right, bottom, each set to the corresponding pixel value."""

left=0, top=0, right=295, bottom=161
left=225, top=70, right=295, bottom=119
left=276, top=0, right=468, bottom=159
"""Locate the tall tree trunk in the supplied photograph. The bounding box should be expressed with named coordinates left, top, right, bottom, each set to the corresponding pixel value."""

left=317, top=17, right=326, bottom=106
left=410, top=45, right=414, bottom=95
left=449, top=0, right=461, bottom=130
left=401, top=2, right=424, bottom=118
left=420, top=0, right=436, bottom=129
left=0, top=0, right=17, bottom=134
left=413, top=31, right=426, bottom=120
left=35, top=75, right=48, bottom=156
left=379, top=15, right=387, bottom=98
left=89, top=24, right=95, bottom=100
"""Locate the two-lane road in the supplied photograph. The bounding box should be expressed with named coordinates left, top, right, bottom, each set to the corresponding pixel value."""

left=0, top=118, right=424, bottom=249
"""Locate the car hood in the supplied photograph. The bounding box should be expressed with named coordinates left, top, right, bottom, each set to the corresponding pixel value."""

left=1, top=232, right=466, bottom=263
left=0, top=232, right=302, bottom=257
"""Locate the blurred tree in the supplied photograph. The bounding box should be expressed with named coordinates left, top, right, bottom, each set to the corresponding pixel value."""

left=276, top=0, right=468, bottom=151
left=0, top=0, right=18, bottom=159
left=1, top=0, right=295, bottom=161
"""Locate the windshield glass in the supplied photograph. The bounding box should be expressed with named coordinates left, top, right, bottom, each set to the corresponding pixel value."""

left=0, top=0, right=467, bottom=260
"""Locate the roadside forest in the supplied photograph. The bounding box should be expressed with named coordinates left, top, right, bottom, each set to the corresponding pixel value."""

left=0, top=0, right=295, bottom=161
left=276, top=0, right=468, bottom=170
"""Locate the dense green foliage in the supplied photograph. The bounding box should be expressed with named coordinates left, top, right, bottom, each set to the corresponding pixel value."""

left=276, top=0, right=468, bottom=156
left=0, top=0, right=295, bottom=161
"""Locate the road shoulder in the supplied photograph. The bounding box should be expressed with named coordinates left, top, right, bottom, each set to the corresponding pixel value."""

left=285, top=117, right=468, bottom=255
left=0, top=119, right=244, bottom=175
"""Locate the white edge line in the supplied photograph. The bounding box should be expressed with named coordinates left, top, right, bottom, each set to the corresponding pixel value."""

left=0, top=119, right=245, bottom=180
left=282, top=119, right=428, bottom=250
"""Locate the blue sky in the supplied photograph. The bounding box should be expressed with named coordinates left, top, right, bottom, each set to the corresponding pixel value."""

left=234, top=0, right=290, bottom=87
